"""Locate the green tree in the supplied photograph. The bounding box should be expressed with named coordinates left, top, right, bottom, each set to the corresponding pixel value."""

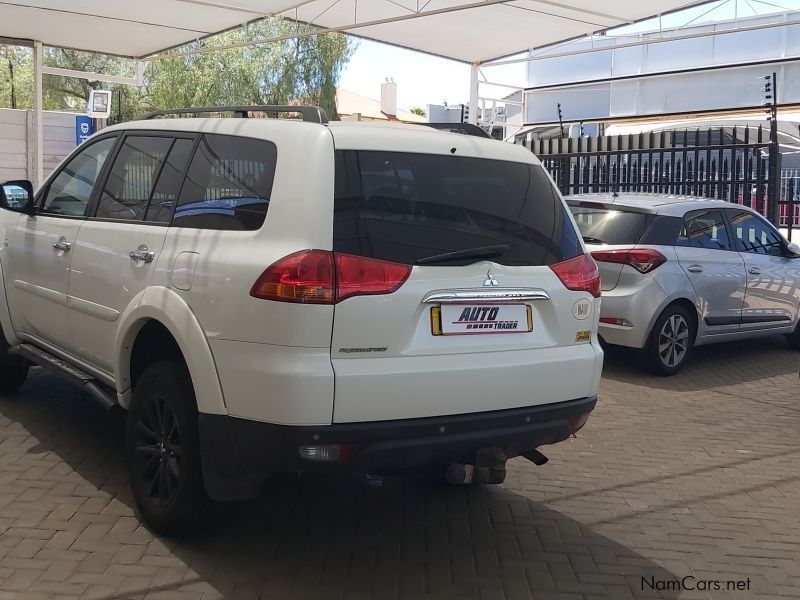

left=142, top=20, right=353, bottom=119
left=0, top=47, right=32, bottom=109
left=410, top=106, right=426, bottom=117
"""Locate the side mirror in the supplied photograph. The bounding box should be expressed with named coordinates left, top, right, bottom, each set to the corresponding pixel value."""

left=787, top=241, right=800, bottom=258
left=0, top=180, right=35, bottom=215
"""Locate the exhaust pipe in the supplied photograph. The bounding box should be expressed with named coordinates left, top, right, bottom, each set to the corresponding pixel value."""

left=521, top=448, right=548, bottom=466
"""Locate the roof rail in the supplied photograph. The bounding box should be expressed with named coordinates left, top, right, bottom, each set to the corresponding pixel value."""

left=422, top=122, right=491, bottom=138
left=140, top=105, right=329, bottom=124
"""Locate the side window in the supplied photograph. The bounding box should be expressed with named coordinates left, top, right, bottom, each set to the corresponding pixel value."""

left=728, top=210, right=784, bottom=256
left=145, top=138, right=194, bottom=223
left=96, top=136, right=173, bottom=221
left=173, top=134, right=277, bottom=231
left=677, top=209, right=732, bottom=250
left=42, top=136, right=117, bottom=216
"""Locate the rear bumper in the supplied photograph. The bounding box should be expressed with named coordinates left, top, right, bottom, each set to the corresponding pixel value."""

left=198, top=395, right=597, bottom=501
left=598, top=277, right=667, bottom=349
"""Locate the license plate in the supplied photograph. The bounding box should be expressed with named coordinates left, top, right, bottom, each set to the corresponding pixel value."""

left=431, top=304, right=532, bottom=336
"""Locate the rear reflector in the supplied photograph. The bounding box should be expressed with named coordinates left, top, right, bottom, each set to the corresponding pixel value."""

left=568, top=413, right=589, bottom=432
left=600, top=317, right=633, bottom=327
left=251, top=250, right=411, bottom=304
left=590, top=248, right=667, bottom=274
left=549, top=254, right=601, bottom=298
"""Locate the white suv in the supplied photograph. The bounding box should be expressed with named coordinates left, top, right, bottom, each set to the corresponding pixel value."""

left=0, top=106, right=602, bottom=534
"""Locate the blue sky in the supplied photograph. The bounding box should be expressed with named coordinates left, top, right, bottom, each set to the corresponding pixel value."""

left=338, top=0, right=800, bottom=110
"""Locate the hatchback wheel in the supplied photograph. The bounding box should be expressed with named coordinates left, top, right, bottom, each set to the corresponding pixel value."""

left=642, top=306, right=694, bottom=376
left=126, top=361, right=206, bottom=536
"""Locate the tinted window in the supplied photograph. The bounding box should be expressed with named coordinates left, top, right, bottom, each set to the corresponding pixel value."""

left=569, top=205, right=653, bottom=245
left=146, top=138, right=194, bottom=223
left=678, top=209, right=732, bottom=250
left=42, top=136, right=116, bottom=216
left=96, top=136, right=172, bottom=220
left=728, top=210, right=784, bottom=256
left=333, top=151, right=580, bottom=266
left=174, top=134, right=276, bottom=230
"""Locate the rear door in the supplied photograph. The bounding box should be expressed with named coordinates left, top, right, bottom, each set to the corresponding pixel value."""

left=330, top=150, right=599, bottom=423
left=726, top=209, right=800, bottom=329
left=673, top=208, right=746, bottom=332
left=67, top=133, right=195, bottom=371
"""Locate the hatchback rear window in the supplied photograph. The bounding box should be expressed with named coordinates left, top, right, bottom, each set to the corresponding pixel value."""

left=333, top=151, right=581, bottom=266
left=569, top=205, right=653, bottom=245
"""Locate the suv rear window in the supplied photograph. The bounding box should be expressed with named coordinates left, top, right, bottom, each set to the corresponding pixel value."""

left=569, top=205, right=653, bottom=245
left=333, top=151, right=581, bottom=266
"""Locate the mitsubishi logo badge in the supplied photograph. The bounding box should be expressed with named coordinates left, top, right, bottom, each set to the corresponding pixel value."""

left=484, top=269, right=499, bottom=286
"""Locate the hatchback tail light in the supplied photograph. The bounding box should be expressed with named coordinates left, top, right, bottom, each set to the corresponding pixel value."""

left=590, top=248, right=667, bottom=274
left=549, top=254, right=601, bottom=298
left=250, top=250, right=411, bottom=304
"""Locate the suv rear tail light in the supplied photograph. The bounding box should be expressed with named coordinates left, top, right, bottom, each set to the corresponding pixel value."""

left=549, top=254, right=601, bottom=298
left=250, top=250, right=411, bottom=304
left=335, top=253, right=412, bottom=302
left=590, top=248, right=667, bottom=274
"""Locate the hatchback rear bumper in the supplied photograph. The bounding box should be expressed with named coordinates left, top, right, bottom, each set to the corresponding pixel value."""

left=198, top=395, right=597, bottom=501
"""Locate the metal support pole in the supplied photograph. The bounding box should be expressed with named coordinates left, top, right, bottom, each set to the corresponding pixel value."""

left=767, top=71, right=780, bottom=227
left=32, top=40, right=43, bottom=189
left=468, top=62, right=479, bottom=125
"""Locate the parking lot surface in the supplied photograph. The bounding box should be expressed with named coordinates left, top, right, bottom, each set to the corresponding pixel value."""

left=0, top=337, right=798, bottom=600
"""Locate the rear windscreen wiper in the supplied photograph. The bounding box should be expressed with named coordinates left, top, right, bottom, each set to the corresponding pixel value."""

left=582, top=236, right=607, bottom=244
left=416, top=244, right=509, bottom=265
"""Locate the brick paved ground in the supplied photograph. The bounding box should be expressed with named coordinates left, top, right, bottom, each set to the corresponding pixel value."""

left=0, top=337, right=797, bottom=600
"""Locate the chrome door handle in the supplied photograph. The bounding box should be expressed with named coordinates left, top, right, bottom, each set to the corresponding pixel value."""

left=748, top=266, right=762, bottom=275
left=52, top=238, right=72, bottom=252
left=129, top=246, right=155, bottom=263
left=687, top=265, right=703, bottom=273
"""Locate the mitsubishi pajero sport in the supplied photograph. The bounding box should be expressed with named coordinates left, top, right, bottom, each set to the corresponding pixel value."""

left=0, top=106, right=603, bottom=534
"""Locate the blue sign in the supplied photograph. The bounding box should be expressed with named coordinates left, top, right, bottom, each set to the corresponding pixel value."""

left=75, top=115, right=94, bottom=145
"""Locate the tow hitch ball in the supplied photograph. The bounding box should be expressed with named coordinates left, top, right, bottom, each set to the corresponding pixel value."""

left=445, top=448, right=508, bottom=485
left=446, top=447, right=550, bottom=485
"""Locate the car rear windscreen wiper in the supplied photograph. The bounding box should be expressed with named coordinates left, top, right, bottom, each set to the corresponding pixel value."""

left=416, top=244, right=509, bottom=266
left=582, top=236, right=607, bottom=244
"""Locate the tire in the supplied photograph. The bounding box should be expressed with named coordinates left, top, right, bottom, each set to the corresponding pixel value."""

left=125, top=361, right=206, bottom=536
left=0, top=336, right=28, bottom=394
left=787, top=321, right=800, bottom=351
left=641, top=305, right=695, bottom=376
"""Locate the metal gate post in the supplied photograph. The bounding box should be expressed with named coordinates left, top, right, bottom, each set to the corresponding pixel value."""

left=767, top=72, right=781, bottom=226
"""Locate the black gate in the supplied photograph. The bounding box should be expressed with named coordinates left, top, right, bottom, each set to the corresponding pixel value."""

left=522, top=126, right=795, bottom=237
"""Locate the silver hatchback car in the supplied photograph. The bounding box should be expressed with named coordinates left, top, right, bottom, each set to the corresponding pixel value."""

left=567, top=193, right=800, bottom=375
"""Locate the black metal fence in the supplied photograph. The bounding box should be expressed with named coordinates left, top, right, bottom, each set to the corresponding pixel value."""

left=521, top=127, right=798, bottom=238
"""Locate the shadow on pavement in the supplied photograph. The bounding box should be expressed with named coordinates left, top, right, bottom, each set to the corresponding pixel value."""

left=0, top=370, right=682, bottom=599
left=601, top=335, right=798, bottom=392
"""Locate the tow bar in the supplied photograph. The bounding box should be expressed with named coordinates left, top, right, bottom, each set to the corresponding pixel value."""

left=445, top=448, right=508, bottom=485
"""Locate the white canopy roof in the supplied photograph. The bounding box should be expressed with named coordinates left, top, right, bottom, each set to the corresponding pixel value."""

left=0, top=0, right=713, bottom=63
